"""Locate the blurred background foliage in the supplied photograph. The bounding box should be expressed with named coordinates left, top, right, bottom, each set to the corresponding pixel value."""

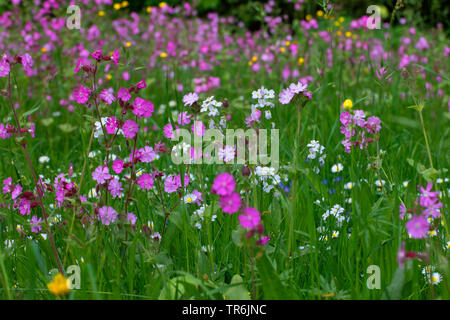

left=134, top=0, right=449, bottom=30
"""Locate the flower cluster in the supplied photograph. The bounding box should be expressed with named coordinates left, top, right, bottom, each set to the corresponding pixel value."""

left=305, top=140, right=326, bottom=173
left=339, top=108, right=381, bottom=153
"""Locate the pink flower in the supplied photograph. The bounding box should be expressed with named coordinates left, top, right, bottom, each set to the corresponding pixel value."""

left=239, top=207, right=261, bottom=229
left=136, top=80, right=146, bottom=89
left=279, top=88, right=294, bottom=104
left=211, top=172, right=236, bottom=196
left=0, top=123, right=12, bottom=139
left=127, top=213, right=137, bottom=225
left=2, top=177, right=12, bottom=194
left=20, top=53, right=33, bottom=72
left=92, top=166, right=111, bottom=184
left=399, top=203, right=406, bottom=219
left=108, top=178, right=123, bottom=198
left=191, top=121, right=206, bottom=136
left=30, top=216, right=43, bottom=234
left=118, top=88, right=131, bottom=102
left=182, top=92, right=198, bottom=106
left=100, top=89, right=116, bottom=105
left=18, top=198, right=30, bottom=215
left=112, top=158, right=124, bottom=174
left=423, top=201, right=442, bottom=219
left=164, top=174, right=189, bottom=193
left=106, top=116, right=119, bottom=134
left=0, top=58, right=10, bottom=77
left=73, top=85, right=91, bottom=104
left=137, top=173, right=154, bottom=190
left=257, top=235, right=270, bottom=245
left=365, top=116, right=381, bottom=134
left=11, top=184, right=22, bottom=199
left=353, top=110, right=366, bottom=127
left=418, top=183, right=439, bottom=207
left=133, top=97, right=154, bottom=118
left=122, top=119, right=139, bottom=139
left=340, top=111, right=352, bottom=126
left=219, top=192, right=241, bottom=214
left=177, top=111, right=192, bottom=125
left=405, top=215, right=429, bottom=239
left=111, top=50, right=120, bottom=66
left=139, top=145, right=156, bottom=163
left=163, top=123, right=176, bottom=139
left=91, top=50, right=103, bottom=60
left=99, top=206, right=118, bottom=226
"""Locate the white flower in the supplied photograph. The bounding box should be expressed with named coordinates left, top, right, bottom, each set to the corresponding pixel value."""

left=39, top=156, right=50, bottom=164
left=265, top=110, right=272, bottom=119
left=375, top=180, right=385, bottom=187
left=402, top=181, right=409, bottom=187
left=184, top=193, right=198, bottom=204
left=331, top=163, right=343, bottom=173
left=218, top=145, right=235, bottom=163
left=430, top=272, right=441, bottom=285
left=344, top=182, right=354, bottom=190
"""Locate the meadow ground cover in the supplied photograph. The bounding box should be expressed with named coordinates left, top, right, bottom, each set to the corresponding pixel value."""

left=0, top=0, right=449, bottom=301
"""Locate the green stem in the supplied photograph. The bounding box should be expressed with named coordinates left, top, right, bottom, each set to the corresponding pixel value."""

left=418, top=110, right=434, bottom=169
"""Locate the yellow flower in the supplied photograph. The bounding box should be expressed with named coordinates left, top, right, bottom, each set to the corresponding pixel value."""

left=279, top=47, right=285, bottom=53
left=106, top=74, right=112, bottom=80
left=306, top=14, right=312, bottom=21
left=146, top=6, right=152, bottom=13
left=342, top=99, right=353, bottom=110
left=248, top=61, right=253, bottom=66
left=336, top=30, right=342, bottom=37
left=298, top=57, right=304, bottom=65
left=40, top=47, right=47, bottom=53
left=113, top=3, right=121, bottom=10
left=160, top=52, right=168, bottom=58
left=121, top=1, right=129, bottom=7
left=323, top=14, right=328, bottom=19
left=47, top=273, right=70, bottom=297
left=285, top=40, right=291, bottom=47
left=251, top=55, right=258, bottom=62
left=125, top=41, right=132, bottom=48
left=316, top=10, right=324, bottom=17
left=339, top=17, right=345, bottom=23
left=345, top=31, right=352, bottom=38
left=159, top=2, right=167, bottom=8
left=334, top=21, right=340, bottom=27
left=98, top=10, right=105, bottom=16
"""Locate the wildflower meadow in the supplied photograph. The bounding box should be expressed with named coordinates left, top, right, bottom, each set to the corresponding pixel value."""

left=0, top=0, right=449, bottom=303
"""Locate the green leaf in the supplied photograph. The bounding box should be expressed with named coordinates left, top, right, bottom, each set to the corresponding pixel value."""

left=256, top=252, right=297, bottom=299
left=224, top=275, right=250, bottom=300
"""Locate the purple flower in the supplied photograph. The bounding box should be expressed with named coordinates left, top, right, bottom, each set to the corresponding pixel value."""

left=0, top=57, right=10, bottom=77
left=211, top=172, right=236, bottom=196
left=405, top=215, right=429, bottom=239
left=139, top=145, right=156, bottom=163
left=219, top=192, right=241, bottom=214
left=127, top=213, right=137, bottom=225
left=99, top=206, right=118, bottom=226
left=399, top=203, right=406, bottom=219
left=108, top=178, right=123, bottom=198
left=418, top=183, right=439, bottom=207
left=111, top=50, right=120, bottom=66
left=137, top=173, right=154, bottom=191
left=73, top=85, right=91, bottom=104
left=122, top=119, right=139, bottom=139
left=365, top=116, right=381, bottom=134
left=177, top=111, right=192, bottom=126
left=100, top=89, right=116, bottom=105
left=118, top=88, right=131, bottom=102
left=30, top=216, right=43, bottom=234
left=279, top=88, right=294, bottom=104
left=182, top=92, right=199, bottom=106
left=92, top=166, right=111, bottom=184
left=423, top=201, right=442, bottom=219
left=133, top=97, right=154, bottom=118
left=239, top=207, right=261, bottom=229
